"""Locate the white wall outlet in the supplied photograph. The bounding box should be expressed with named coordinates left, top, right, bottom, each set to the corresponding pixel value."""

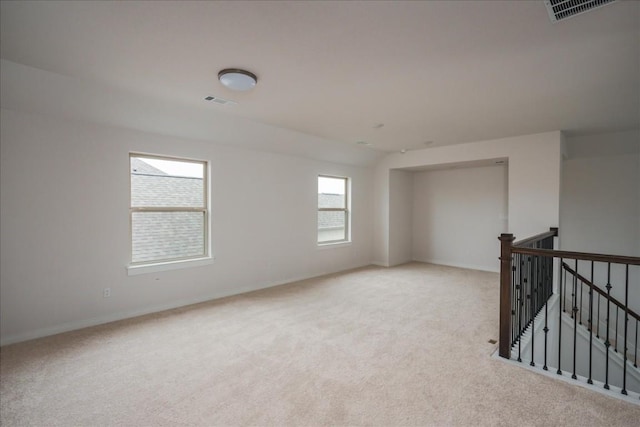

left=103, top=287, right=111, bottom=298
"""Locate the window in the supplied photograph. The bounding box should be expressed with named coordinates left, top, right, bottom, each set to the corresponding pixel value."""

left=130, top=154, right=208, bottom=265
left=317, top=175, right=350, bottom=244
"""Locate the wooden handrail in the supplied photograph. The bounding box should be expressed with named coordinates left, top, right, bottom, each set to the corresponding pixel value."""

left=498, top=227, right=640, bottom=360
left=562, top=262, right=640, bottom=322
left=513, top=227, right=558, bottom=247
left=511, top=247, right=640, bottom=266
left=500, top=228, right=640, bottom=394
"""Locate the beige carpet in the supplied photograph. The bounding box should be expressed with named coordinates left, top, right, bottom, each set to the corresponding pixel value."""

left=1, top=262, right=639, bottom=426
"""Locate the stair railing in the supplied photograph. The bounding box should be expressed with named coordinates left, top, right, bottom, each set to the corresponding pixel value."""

left=560, top=261, right=640, bottom=390
left=499, top=228, right=640, bottom=397
left=499, top=228, right=557, bottom=362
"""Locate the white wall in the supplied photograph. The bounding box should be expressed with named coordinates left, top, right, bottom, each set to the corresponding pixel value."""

left=0, top=108, right=374, bottom=344
left=561, top=130, right=640, bottom=257
left=412, top=165, right=507, bottom=272
left=374, top=132, right=562, bottom=266
left=388, top=170, right=414, bottom=266
left=560, top=130, right=640, bottom=313
left=372, top=167, right=390, bottom=266
left=0, top=60, right=383, bottom=168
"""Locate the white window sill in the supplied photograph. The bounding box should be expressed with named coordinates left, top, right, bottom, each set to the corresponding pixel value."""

left=317, top=241, right=352, bottom=250
left=127, top=256, right=214, bottom=276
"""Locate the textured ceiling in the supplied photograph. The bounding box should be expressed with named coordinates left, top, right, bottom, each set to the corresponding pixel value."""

left=1, top=1, right=638, bottom=153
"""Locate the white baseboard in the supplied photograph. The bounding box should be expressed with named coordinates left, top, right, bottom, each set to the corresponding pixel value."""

left=413, top=258, right=499, bottom=273
left=493, top=347, right=640, bottom=406
left=0, top=262, right=372, bottom=346
left=371, top=261, right=390, bottom=267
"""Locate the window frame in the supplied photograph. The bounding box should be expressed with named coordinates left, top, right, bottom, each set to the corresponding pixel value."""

left=128, top=152, right=210, bottom=268
left=317, top=174, right=350, bottom=245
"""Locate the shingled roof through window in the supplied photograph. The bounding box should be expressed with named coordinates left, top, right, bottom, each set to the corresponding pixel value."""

left=130, top=157, right=205, bottom=263
left=318, top=193, right=346, bottom=229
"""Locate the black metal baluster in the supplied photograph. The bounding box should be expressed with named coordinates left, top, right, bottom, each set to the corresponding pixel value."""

left=528, top=256, right=531, bottom=317
left=518, top=254, right=524, bottom=362
left=548, top=254, right=553, bottom=296
left=604, top=263, right=612, bottom=390
left=544, top=254, right=547, bottom=293
left=543, top=249, right=551, bottom=372
left=524, top=256, right=529, bottom=335
left=540, top=255, right=544, bottom=307
left=622, top=264, right=629, bottom=395
left=615, top=306, right=619, bottom=353
left=539, top=253, right=543, bottom=310
left=557, top=258, right=563, bottom=375
left=530, top=255, right=535, bottom=366
left=572, top=259, right=578, bottom=380
left=563, top=268, right=567, bottom=313
left=548, top=253, right=553, bottom=297
left=587, top=261, right=594, bottom=384
left=533, top=254, right=537, bottom=314
left=512, top=255, right=517, bottom=346
left=579, top=269, right=583, bottom=325
left=570, top=265, right=576, bottom=320
left=596, top=293, right=600, bottom=339
left=516, top=253, right=520, bottom=347
left=542, top=254, right=547, bottom=303
left=540, top=254, right=544, bottom=307
left=517, top=253, right=520, bottom=347
left=635, top=318, right=638, bottom=369
left=543, top=290, right=549, bottom=371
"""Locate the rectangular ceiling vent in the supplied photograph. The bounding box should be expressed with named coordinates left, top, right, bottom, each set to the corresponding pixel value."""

left=204, top=96, right=237, bottom=106
left=544, top=0, right=617, bottom=23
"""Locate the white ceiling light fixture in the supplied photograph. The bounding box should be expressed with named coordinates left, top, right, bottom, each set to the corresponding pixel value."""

left=218, top=68, right=258, bottom=91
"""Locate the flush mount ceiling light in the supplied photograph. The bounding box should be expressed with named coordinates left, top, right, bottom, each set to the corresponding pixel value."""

left=218, top=69, right=257, bottom=91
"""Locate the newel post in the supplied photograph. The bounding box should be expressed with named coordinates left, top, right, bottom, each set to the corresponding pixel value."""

left=499, top=233, right=515, bottom=359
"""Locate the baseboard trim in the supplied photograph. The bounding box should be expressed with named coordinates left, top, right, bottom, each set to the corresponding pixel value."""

left=0, top=262, right=372, bottom=346
left=492, top=348, right=640, bottom=406
left=413, top=258, right=499, bottom=273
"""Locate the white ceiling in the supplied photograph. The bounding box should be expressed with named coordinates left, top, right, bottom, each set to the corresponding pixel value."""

left=1, top=1, right=638, bottom=153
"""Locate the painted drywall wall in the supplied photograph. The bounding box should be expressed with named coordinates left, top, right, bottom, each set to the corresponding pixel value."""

left=388, top=170, right=414, bottom=266
left=372, top=167, right=390, bottom=266
left=561, top=131, right=640, bottom=256
left=374, top=132, right=562, bottom=267
left=412, top=165, right=507, bottom=272
left=0, top=60, right=383, bottom=168
left=560, top=130, right=640, bottom=312
left=561, top=153, right=638, bottom=253
left=0, top=108, right=374, bottom=344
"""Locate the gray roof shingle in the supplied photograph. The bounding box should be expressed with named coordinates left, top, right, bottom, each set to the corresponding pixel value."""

left=318, top=193, right=346, bottom=229
left=131, top=158, right=205, bottom=263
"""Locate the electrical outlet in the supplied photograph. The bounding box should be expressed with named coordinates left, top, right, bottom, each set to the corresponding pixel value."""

left=103, top=288, right=111, bottom=298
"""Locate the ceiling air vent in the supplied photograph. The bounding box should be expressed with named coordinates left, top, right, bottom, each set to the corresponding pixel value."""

left=544, top=0, right=617, bottom=23
left=204, top=96, right=237, bottom=106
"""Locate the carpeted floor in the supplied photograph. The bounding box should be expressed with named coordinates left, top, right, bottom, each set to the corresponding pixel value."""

left=1, top=262, right=639, bottom=426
